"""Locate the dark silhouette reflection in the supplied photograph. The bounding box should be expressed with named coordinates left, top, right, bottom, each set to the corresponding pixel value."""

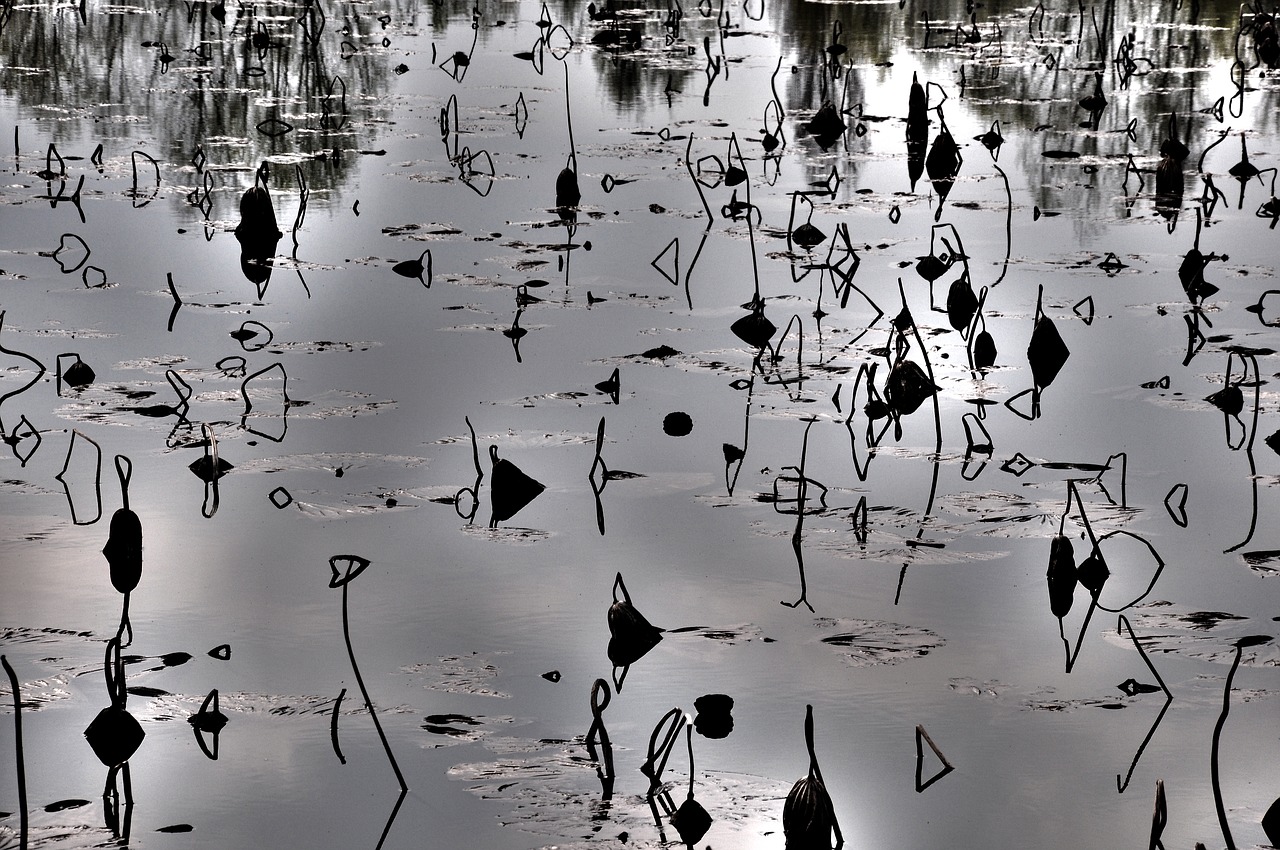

left=1210, top=635, right=1272, bottom=850
left=240, top=362, right=291, bottom=443
left=607, top=572, right=663, bottom=689
left=967, top=288, right=997, bottom=372
left=594, top=367, right=620, bottom=404
left=669, top=726, right=712, bottom=847
left=448, top=417, right=484, bottom=524
left=330, top=687, right=347, bottom=765
left=1155, top=113, right=1189, bottom=220
left=693, top=693, right=733, bottom=739
left=56, top=428, right=103, bottom=526
left=489, top=444, right=545, bottom=527
left=584, top=678, right=615, bottom=798
left=914, top=724, right=953, bottom=792
left=556, top=65, right=582, bottom=216
left=844, top=361, right=887, bottom=481
left=777, top=417, right=827, bottom=612
left=102, top=456, right=142, bottom=644
left=127, top=369, right=192, bottom=424
left=732, top=295, right=778, bottom=351
left=1006, top=285, right=1071, bottom=421
left=589, top=416, right=645, bottom=535
left=188, top=689, right=228, bottom=760
left=723, top=374, right=755, bottom=495
left=234, top=163, right=283, bottom=286
left=641, top=706, right=685, bottom=791
left=190, top=424, right=232, bottom=519
left=84, top=636, right=144, bottom=843
left=905, top=72, right=928, bottom=190
left=1077, top=71, right=1107, bottom=130
left=1115, top=614, right=1173, bottom=793
left=166, top=272, right=183, bottom=332
left=0, top=309, right=47, bottom=466
left=1150, top=779, right=1167, bottom=850
left=783, top=704, right=842, bottom=850
left=2, top=654, right=30, bottom=850
left=924, top=104, right=961, bottom=220
left=1179, top=215, right=1224, bottom=306
left=1264, top=794, right=1280, bottom=848
left=1050, top=478, right=1166, bottom=673
left=503, top=309, right=528, bottom=363
left=55, top=352, right=94, bottom=394
left=392, top=249, right=432, bottom=287
left=327, top=554, right=408, bottom=792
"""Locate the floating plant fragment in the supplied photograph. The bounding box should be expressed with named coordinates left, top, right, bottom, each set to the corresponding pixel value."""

left=914, top=725, right=953, bottom=792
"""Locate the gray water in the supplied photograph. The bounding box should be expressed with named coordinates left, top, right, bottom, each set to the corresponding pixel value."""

left=1, top=0, right=1278, bottom=847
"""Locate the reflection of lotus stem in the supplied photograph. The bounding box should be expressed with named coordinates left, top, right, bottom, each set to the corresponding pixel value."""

left=340, top=580, right=408, bottom=792
left=1210, top=644, right=1243, bottom=850
left=330, top=687, right=347, bottom=765
left=2, top=655, right=28, bottom=850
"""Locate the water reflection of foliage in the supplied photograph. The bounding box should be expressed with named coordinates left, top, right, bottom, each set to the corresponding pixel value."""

left=0, top=0, right=409, bottom=195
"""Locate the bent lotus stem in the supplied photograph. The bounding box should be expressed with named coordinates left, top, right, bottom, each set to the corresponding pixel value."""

left=641, top=707, right=685, bottom=787
left=330, top=555, right=408, bottom=792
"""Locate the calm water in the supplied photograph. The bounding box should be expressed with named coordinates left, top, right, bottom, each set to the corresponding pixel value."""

left=1, top=0, right=1279, bottom=846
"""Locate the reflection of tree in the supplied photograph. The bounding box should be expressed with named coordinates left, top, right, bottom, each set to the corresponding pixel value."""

left=0, top=0, right=410, bottom=199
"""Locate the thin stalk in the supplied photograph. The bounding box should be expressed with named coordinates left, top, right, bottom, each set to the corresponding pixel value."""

left=2, top=655, right=28, bottom=850
left=341, top=582, right=407, bottom=791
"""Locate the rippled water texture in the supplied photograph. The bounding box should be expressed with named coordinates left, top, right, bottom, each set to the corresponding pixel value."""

left=1, top=0, right=1279, bottom=847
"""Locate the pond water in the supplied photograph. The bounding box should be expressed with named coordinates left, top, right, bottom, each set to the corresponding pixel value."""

left=2, top=0, right=1280, bottom=846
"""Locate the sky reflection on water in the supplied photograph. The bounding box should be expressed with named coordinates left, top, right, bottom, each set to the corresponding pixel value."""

left=2, top=0, right=1280, bottom=846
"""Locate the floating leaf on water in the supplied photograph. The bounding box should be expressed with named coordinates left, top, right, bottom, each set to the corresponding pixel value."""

left=1116, top=678, right=1162, bottom=696
left=44, top=799, right=92, bottom=813
left=816, top=618, right=943, bottom=666
left=401, top=653, right=512, bottom=699
left=640, top=344, right=681, bottom=360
